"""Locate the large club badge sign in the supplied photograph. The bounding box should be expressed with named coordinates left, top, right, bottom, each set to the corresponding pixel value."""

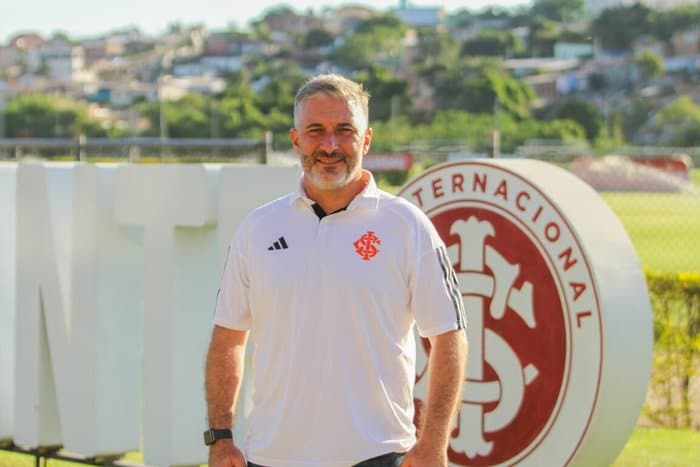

left=399, top=160, right=653, bottom=467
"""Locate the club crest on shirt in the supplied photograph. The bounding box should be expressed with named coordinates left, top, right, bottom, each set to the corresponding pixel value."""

left=353, top=231, right=381, bottom=261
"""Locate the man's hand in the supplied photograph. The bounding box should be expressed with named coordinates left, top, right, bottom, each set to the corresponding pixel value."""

left=401, top=328, right=467, bottom=467
left=208, top=439, right=246, bottom=467
left=400, top=442, right=447, bottom=467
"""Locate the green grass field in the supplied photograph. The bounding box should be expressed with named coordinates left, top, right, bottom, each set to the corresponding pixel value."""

left=1, top=427, right=698, bottom=466
left=0, top=450, right=145, bottom=467
left=601, top=191, right=700, bottom=272
left=601, top=168, right=699, bottom=273
left=611, top=427, right=700, bottom=466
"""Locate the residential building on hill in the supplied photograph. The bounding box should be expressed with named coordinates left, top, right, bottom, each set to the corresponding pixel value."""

left=586, top=0, right=699, bottom=15
left=392, top=6, right=445, bottom=28
left=321, top=6, right=376, bottom=35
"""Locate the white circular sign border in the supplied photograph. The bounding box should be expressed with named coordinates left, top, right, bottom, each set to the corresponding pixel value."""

left=400, top=160, right=605, bottom=466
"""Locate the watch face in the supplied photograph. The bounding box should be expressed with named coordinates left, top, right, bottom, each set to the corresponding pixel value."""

left=203, top=429, right=215, bottom=446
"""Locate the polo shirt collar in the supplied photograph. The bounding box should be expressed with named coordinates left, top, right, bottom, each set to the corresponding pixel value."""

left=290, top=169, right=380, bottom=211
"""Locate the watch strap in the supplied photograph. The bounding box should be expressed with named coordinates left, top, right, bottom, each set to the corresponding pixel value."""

left=203, top=428, right=233, bottom=446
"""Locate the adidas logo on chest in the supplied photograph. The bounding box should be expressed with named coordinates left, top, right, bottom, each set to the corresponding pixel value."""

left=267, top=236, right=288, bottom=251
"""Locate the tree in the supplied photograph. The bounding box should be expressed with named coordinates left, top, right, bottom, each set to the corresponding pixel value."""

left=369, top=109, right=585, bottom=153
left=260, top=5, right=297, bottom=19
left=635, top=51, right=664, bottom=81
left=460, top=29, right=523, bottom=57
left=138, top=94, right=211, bottom=138
left=354, top=14, right=405, bottom=34
left=475, top=6, right=516, bottom=24
left=412, top=28, right=459, bottom=67
left=591, top=3, right=652, bottom=51
left=623, top=96, right=654, bottom=141
left=532, top=0, right=584, bottom=22
left=329, top=14, right=407, bottom=71
left=218, top=92, right=268, bottom=138
left=552, top=98, right=604, bottom=142
left=449, top=9, right=475, bottom=28
left=354, top=66, right=412, bottom=122
left=430, top=61, right=535, bottom=120
left=654, top=96, right=700, bottom=146
left=302, top=28, right=334, bottom=49
left=528, top=16, right=559, bottom=57
left=650, top=5, right=700, bottom=43
left=254, top=62, right=306, bottom=110
left=588, top=72, right=607, bottom=93
left=255, top=66, right=306, bottom=136
left=4, top=93, right=106, bottom=138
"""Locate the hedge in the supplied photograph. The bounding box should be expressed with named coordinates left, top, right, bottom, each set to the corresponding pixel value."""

left=644, top=270, right=700, bottom=429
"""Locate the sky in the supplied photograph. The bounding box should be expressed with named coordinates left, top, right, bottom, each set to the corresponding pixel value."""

left=2, top=0, right=531, bottom=43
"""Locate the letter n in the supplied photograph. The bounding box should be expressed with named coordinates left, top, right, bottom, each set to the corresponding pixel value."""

left=14, top=163, right=140, bottom=456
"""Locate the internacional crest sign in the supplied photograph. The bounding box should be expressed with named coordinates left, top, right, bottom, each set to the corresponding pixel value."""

left=399, top=159, right=653, bottom=467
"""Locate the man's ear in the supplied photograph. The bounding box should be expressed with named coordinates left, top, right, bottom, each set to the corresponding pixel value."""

left=363, top=127, right=373, bottom=155
left=289, top=128, right=300, bottom=153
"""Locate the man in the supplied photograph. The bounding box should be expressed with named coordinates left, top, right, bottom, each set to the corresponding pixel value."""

left=205, top=74, right=468, bottom=467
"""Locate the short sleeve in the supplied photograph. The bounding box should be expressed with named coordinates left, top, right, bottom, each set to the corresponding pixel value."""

left=410, top=220, right=467, bottom=337
left=213, top=231, right=252, bottom=330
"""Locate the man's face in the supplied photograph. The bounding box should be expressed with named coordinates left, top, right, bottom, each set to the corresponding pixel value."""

left=290, top=93, right=372, bottom=192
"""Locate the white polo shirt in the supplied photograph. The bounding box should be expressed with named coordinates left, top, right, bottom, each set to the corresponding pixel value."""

left=214, top=172, right=466, bottom=467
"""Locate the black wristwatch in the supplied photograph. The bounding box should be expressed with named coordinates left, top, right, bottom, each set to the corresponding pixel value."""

left=203, top=428, right=233, bottom=446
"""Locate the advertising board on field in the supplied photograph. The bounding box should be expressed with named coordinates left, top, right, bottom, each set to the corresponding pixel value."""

left=362, top=152, right=414, bottom=172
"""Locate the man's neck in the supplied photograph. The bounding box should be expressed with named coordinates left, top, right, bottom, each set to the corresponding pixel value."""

left=304, top=171, right=369, bottom=214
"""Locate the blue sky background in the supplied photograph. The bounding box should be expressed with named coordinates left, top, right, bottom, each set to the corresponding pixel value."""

left=2, top=0, right=529, bottom=42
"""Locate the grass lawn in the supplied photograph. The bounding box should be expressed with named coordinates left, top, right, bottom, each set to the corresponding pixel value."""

left=601, top=191, right=700, bottom=272
left=611, top=427, right=700, bottom=466
left=0, top=450, right=145, bottom=467
left=1, top=427, right=698, bottom=466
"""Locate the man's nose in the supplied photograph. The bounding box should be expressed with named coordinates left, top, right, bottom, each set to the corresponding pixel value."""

left=320, top=132, right=339, bottom=151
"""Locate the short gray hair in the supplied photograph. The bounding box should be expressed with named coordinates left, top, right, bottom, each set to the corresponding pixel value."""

left=294, top=74, right=370, bottom=128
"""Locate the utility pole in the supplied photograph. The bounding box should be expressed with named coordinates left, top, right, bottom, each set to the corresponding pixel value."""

left=157, top=78, right=168, bottom=159
left=491, top=96, right=501, bottom=158
left=390, top=95, right=399, bottom=150
left=0, top=94, right=6, bottom=159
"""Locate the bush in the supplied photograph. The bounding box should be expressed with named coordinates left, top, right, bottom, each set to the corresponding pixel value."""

left=644, top=270, right=700, bottom=429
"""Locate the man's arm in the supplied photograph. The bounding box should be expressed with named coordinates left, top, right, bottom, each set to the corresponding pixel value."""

left=205, top=324, right=249, bottom=467
left=403, top=328, right=468, bottom=467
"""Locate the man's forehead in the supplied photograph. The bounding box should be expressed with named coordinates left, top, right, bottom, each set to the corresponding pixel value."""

left=298, top=95, right=366, bottom=126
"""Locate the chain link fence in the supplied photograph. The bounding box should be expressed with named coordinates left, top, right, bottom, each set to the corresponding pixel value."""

left=0, top=134, right=272, bottom=164
left=401, top=142, right=700, bottom=274
left=3, top=137, right=697, bottom=273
